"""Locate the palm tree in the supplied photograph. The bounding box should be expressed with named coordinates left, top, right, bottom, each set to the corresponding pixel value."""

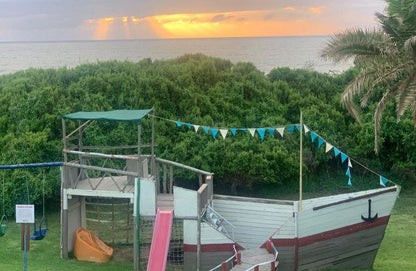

left=322, top=0, right=416, bottom=153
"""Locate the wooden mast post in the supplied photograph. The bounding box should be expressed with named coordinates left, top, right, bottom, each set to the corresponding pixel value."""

left=299, top=111, right=303, bottom=212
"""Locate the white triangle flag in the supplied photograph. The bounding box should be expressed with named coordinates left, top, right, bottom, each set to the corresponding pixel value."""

left=276, top=127, right=285, bottom=137
left=348, top=158, right=353, bottom=168
left=325, top=142, right=333, bottom=153
left=304, top=125, right=310, bottom=134
left=249, top=128, right=256, bottom=137
left=220, top=129, right=228, bottom=139
left=193, top=125, right=200, bottom=132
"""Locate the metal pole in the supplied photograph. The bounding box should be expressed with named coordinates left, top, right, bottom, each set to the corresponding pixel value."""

left=299, top=111, right=303, bottom=212
left=151, top=110, right=156, bottom=176
left=62, top=119, right=67, bottom=162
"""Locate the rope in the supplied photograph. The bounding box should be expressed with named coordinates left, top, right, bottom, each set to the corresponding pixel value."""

left=149, top=114, right=296, bottom=130
left=2, top=176, right=4, bottom=216
left=42, top=171, right=45, bottom=218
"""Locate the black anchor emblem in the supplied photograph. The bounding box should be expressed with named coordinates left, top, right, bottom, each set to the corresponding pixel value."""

left=361, top=199, right=378, bottom=222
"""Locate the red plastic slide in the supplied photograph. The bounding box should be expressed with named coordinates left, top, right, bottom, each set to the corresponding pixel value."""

left=147, top=209, right=174, bottom=271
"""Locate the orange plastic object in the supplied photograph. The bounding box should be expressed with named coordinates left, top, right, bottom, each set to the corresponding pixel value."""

left=74, top=227, right=113, bottom=263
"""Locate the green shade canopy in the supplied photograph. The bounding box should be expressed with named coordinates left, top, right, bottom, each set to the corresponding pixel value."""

left=63, top=109, right=153, bottom=123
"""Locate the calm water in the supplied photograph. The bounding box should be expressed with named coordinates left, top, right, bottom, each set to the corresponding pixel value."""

left=0, top=36, right=352, bottom=76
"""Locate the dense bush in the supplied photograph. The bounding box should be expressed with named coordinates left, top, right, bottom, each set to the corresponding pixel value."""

left=0, top=54, right=414, bottom=213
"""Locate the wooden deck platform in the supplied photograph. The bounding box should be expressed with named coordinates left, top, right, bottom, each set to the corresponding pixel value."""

left=75, top=175, right=135, bottom=193
left=231, top=248, right=275, bottom=271
left=157, top=193, right=174, bottom=211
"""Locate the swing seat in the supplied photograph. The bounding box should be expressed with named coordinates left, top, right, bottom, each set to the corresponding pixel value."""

left=31, top=216, right=48, bottom=240
left=0, top=215, right=7, bottom=237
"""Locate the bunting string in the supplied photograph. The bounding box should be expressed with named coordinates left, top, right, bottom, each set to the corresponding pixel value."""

left=150, top=114, right=396, bottom=187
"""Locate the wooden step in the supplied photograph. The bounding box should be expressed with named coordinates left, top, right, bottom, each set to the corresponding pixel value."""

left=231, top=248, right=275, bottom=271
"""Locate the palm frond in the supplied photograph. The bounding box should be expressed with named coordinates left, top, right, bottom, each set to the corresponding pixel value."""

left=322, top=29, right=388, bottom=62
left=376, top=12, right=402, bottom=43
left=396, top=71, right=416, bottom=121
left=404, top=35, right=416, bottom=57
left=381, top=0, right=416, bottom=45
left=374, top=90, right=394, bottom=154
left=413, top=102, right=416, bottom=127
left=341, top=70, right=375, bottom=122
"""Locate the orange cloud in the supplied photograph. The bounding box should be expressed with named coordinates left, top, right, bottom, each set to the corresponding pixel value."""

left=86, top=9, right=337, bottom=40
left=284, top=7, right=296, bottom=11
left=309, top=7, right=325, bottom=14
left=94, top=17, right=115, bottom=40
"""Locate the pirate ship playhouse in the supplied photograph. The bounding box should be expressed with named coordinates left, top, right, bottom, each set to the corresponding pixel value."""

left=60, top=110, right=400, bottom=271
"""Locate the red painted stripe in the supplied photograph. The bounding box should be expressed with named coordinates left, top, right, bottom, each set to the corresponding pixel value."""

left=298, top=215, right=390, bottom=247
left=269, top=215, right=390, bottom=249
left=313, top=187, right=397, bottom=211
left=185, top=216, right=390, bottom=255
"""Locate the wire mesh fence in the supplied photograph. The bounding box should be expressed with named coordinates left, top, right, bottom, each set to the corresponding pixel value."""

left=139, top=216, right=184, bottom=270
left=85, top=198, right=185, bottom=270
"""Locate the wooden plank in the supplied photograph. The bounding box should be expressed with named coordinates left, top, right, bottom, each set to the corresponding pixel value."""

left=313, top=187, right=397, bottom=211
left=214, top=194, right=293, bottom=206
left=298, top=192, right=397, bottom=238
left=298, top=224, right=387, bottom=269
left=231, top=248, right=274, bottom=271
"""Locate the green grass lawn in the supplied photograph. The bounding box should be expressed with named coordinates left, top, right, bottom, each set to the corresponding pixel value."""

left=0, top=189, right=415, bottom=271
left=0, top=212, right=133, bottom=271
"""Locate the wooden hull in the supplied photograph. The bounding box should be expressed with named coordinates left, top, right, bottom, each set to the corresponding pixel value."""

left=182, top=186, right=399, bottom=270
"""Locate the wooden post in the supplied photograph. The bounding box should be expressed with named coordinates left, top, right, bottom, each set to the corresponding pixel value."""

left=236, top=252, right=241, bottom=264
left=199, top=174, right=203, bottom=186
left=221, top=262, right=227, bottom=271
left=151, top=110, right=156, bottom=177
left=21, top=224, right=30, bottom=251
left=163, top=164, right=167, bottom=194
left=62, top=119, right=67, bottom=162
left=197, top=192, right=201, bottom=271
left=299, top=111, right=303, bottom=212
left=169, top=165, right=173, bottom=194
left=134, top=178, right=140, bottom=271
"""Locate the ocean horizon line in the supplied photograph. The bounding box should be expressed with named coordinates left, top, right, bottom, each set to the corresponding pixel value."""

left=0, top=35, right=331, bottom=45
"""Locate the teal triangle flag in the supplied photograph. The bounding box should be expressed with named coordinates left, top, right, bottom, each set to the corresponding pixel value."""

left=310, top=131, right=318, bottom=142
left=175, top=121, right=182, bottom=127
left=341, top=153, right=348, bottom=163
left=211, top=128, right=219, bottom=139
left=380, top=176, right=388, bottom=187
left=257, top=128, right=266, bottom=140
left=317, top=137, right=325, bottom=148
left=287, top=125, right=295, bottom=133
left=333, top=147, right=341, bottom=157
left=230, top=128, right=237, bottom=136
left=346, top=167, right=351, bottom=177
left=348, top=178, right=352, bottom=186
left=202, top=127, right=210, bottom=134
left=267, top=128, right=275, bottom=137
left=295, top=125, right=302, bottom=132
left=185, top=123, right=192, bottom=129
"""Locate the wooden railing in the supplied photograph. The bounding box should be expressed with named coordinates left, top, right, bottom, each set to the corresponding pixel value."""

left=208, top=245, right=239, bottom=271
left=154, top=157, right=213, bottom=195
left=245, top=240, right=279, bottom=271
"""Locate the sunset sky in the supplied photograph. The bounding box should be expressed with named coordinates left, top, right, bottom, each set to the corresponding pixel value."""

left=0, top=0, right=386, bottom=41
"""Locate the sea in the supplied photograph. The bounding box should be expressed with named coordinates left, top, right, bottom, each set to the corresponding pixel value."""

left=0, top=36, right=352, bottom=76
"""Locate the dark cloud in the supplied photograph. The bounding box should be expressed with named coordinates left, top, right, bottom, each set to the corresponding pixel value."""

left=210, top=14, right=234, bottom=22
left=0, top=0, right=387, bottom=41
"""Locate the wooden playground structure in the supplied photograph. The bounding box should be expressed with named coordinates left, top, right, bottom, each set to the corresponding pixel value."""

left=60, top=110, right=215, bottom=270
left=59, top=109, right=400, bottom=271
